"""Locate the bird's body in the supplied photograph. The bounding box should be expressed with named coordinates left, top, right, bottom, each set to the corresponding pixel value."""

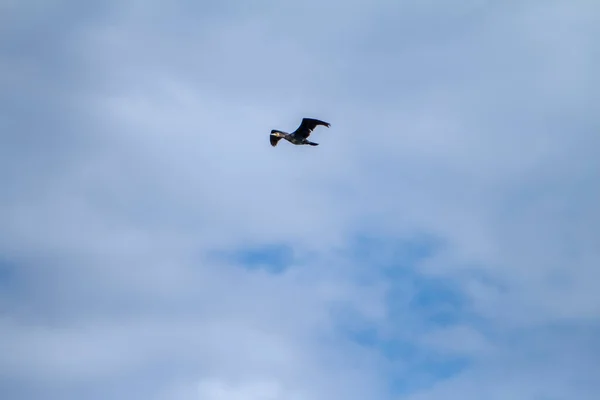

left=270, top=117, right=330, bottom=147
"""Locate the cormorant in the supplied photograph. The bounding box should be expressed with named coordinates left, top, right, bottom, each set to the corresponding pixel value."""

left=270, top=118, right=330, bottom=147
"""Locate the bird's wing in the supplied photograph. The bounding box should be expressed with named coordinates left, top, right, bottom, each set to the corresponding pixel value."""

left=270, top=134, right=282, bottom=147
left=293, top=118, right=330, bottom=139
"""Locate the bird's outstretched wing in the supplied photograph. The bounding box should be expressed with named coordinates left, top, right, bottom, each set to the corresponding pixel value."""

left=293, top=118, right=330, bottom=139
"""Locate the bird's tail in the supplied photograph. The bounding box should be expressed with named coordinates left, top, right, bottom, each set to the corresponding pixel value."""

left=307, top=141, right=319, bottom=146
left=270, top=132, right=283, bottom=147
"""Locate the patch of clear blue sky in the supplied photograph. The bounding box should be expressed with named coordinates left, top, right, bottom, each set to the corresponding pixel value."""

left=341, top=234, right=473, bottom=393
left=211, top=243, right=294, bottom=274
left=0, top=258, right=16, bottom=289
left=221, top=233, right=473, bottom=393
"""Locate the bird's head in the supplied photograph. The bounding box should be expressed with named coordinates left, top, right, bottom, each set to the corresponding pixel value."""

left=270, top=130, right=285, bottom=138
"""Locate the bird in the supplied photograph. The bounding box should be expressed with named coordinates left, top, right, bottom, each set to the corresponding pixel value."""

left=270, top=117, right=330, bottom=147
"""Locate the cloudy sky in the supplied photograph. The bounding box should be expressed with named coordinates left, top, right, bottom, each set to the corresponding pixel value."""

left=1, top=1, right=599, bottom=399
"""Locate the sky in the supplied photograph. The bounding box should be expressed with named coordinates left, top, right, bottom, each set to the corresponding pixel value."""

left=1, top=0, right=599, bottom=399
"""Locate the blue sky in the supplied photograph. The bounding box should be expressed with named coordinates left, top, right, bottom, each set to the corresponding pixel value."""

left=1, top=1, right=599, bottom=399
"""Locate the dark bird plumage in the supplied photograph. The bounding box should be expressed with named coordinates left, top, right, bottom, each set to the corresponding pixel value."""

left=270, top=117, right=330, bottom=147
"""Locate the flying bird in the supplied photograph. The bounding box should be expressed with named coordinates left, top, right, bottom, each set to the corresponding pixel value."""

left=270, top=117, right=330, bottom=147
